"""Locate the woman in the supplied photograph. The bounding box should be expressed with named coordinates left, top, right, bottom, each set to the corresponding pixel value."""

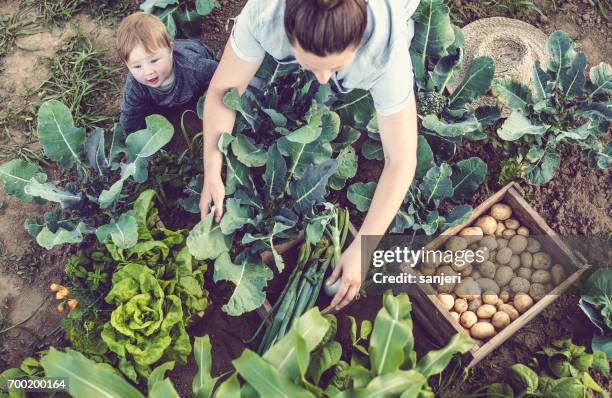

left=200, top=0, right=420, bottom=311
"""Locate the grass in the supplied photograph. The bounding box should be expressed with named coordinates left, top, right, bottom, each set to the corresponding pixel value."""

left=20, top=0, right=139, bottom=27
left=0, top=9, right=43, bottom=60
left=39, top=29, right=122, bottom=129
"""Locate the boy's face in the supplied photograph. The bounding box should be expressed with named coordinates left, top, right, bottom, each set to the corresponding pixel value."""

left=127, top=44, right=173, bottom=88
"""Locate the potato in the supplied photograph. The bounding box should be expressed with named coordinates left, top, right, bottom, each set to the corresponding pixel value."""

left=517, top=226, right=530, bottom=237
left=436, top=266, right=458, bottom=293
left=529, top=283, right=548, bottom=301
left=478, top=261, right=496, bottom=278
left=526, top=238, right=541, bottom=253
left=455, top=279, right=482, bottom=300
left=470, top=322, right=496, bottom=339
left=477, top=278, right=500, bottom=294
left=437, top=294, right=455, bottom=311
left=513, top=293, right=534, bottom=313
left=480, top=236, right=498, bottom=251
left=509, top=277, right=531, bottom=294
left=490, top=203, right=512, bottom=221
left=532, top=252, right=552, bottom=270
left=475, top=216, right=497, bottom=235
left=509, top=255, right=521, bottom=270
left=551, top=264, right=566, bottom=286
left=459, top=227, right=484, bottom=244
left=454, top=298, right=468, bottom=313
left=531, top=270, right=552, bottom=284
left=502, top=229, right=517, bottom=238
left=517, top=267, right=533, bottom=280
left=495, top=223, right=506, bottom=237
left=499, top=303, right=520, bottom=321
left=494, top=266, right=514, bottom=286
left=496, top=247, right=513, bottom=265
left=477, top=304, right=497, bottom=318
left=468, top=298, right=483, bottom=312
left=460, top=311, right=478, bottom=329
left=421, top=265, right=437, bottom=276
left=492, top=311, right=511, bottom=329
left=446, top=236, right=468, bottom=252
left=471, top=271, right=482, bottom=280
left=508, top=235, right=528, bottom=254
left=449, top=311, right=460, bottom=322
left=505, top=218, right=520, bottom=230
left=520, top=252, right=533, bottom=268
left=475, top=247, right=490, bottom=263
left=451, top=258, right=471, bottom=272
left=482, top=292, right=499, bottom=305
left=499, top=290, right=510, bottom=303
left=497, top=238, right=509, bottom=249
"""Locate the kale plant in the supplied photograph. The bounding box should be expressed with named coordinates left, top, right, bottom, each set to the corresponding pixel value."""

left=493, top=31, right=611, bottom=185
left=0, top=100, right=174, bottom=250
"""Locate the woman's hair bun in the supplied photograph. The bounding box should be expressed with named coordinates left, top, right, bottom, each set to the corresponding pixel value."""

left=317, top=0, right=343, bottom=9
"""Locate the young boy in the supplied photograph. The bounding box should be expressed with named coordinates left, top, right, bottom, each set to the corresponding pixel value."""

left=116, top=12, right=218, bottom=133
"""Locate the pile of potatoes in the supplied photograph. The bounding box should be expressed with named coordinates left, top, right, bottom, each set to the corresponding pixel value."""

left=422, top=202, right=567, bottom=343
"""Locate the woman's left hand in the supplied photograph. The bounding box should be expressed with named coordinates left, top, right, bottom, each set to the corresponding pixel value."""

left=325, top=240, right=363, bottom=311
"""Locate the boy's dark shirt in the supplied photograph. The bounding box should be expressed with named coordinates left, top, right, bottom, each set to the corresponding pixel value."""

left=120, top=39, right=218, bottom=133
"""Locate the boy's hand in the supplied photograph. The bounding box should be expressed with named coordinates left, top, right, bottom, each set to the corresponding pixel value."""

left=200, top=174, right=225, bottom=223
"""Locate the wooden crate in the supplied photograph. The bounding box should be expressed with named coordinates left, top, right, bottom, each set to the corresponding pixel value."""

left=408, top=182, right=590, bottom=368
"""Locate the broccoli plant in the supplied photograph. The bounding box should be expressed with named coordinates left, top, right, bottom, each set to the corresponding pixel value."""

left=492, top=31, right=611, bottom=185
left=0, top=100, right=174, bottom=250
left=140, top=0, right=220, bottom=39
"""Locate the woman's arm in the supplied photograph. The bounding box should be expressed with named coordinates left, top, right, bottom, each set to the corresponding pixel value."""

left=200, top=41, right=263, bottom=222
left=327, top=91, right=418, bottom=310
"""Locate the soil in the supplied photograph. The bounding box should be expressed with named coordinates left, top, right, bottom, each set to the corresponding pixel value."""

left=0, top=0, right=610, bottom=394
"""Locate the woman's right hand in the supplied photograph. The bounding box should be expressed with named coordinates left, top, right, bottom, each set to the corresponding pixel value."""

left=200, top=172, right=225, bottom=223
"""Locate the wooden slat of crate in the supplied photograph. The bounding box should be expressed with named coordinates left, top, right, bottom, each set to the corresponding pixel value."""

left=408, top=182, right=590, bottom=368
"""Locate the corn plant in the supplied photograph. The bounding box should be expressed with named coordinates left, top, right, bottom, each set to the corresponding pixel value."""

left=0, top=100, right=174, bottom=250
left=492, top=31, right=611, bottom=185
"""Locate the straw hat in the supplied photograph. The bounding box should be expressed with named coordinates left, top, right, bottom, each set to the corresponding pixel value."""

left=447, top=17, right=549, bottom=115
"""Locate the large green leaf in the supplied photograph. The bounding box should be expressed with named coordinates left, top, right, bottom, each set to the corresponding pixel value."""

left=220, top=198, right=254, bottom=235
left=285, top=111, right=322, bottom=144
left=262, top=144, right=287, bottom=199
left=448, top=57, right=494, bottom=108
left=347, top=182, right=377, bottom=212
left=510, top=364, right=539, bottom=394
left=223, top=88, right=257, bottom=130
left=498, top=111, right=548, bottom=141
left=231, top=134, right=267, bottom=167
left=109, top=213, right=138, bottom=249
left=561, top=52, right=587, bottom=99
left=37, top=100, right=85, bottom=169
left=419, top=163, right=454, bottom=204
left=414, top=333, right=473, bottom=378
left=36, top=222, right=89, bottom=249
left=0, top=159, right=44, bottom=202
left=213, top=252, right=273, bottom=316
left=233, top=350, right=315, bottom=398
left=369, top=293, right=414, bottom=376
left=24, top=179, right=82, bottom=209
left=451, top=157, right=487, bottom=201
left=278, top=137, right=333, bottom=180
left=214, top=373, right=240, bottom=398
left=432, top=50, right=463, bottom=92
left=533, top=60, right=552, bottom=101
left=348, top=370, right=426, bottom=398
left=187, top=213, right=232, bottom=260
left=149, top=379, right=180, bottom=398
left=334, top=89, right=375, bottom=126
left=40, top=348, right=145, bottom=398
left=193, top=336, right=219, bottom=398
left=264, top=308, right=330, bottom=380
left=491, top=79, right=533, bottom=112
left=125, top=114, right=174, bottom=182
left=411, top=0, right=455, bottom=81
left=308, top=342, right=342, bottom=384
left=361, top=139, right=384, bottom=160
left=148, top=361, right=175, bottom=393
left=85, top=128, right=110, bottom=176
left=589, top=62, right=612, bottom=97
left=525, top=151, right=560, bottom=185
left=421, top=114, right=481, bottom=138
left=547, top=31, right=577, bottom=83
left=289, top=160, right=337, bottom=214
left=195, top=0, right=219, bottom=16
left=320, top=109, right=341, bottom=142
left=415, top=136, right=435, bottom=179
